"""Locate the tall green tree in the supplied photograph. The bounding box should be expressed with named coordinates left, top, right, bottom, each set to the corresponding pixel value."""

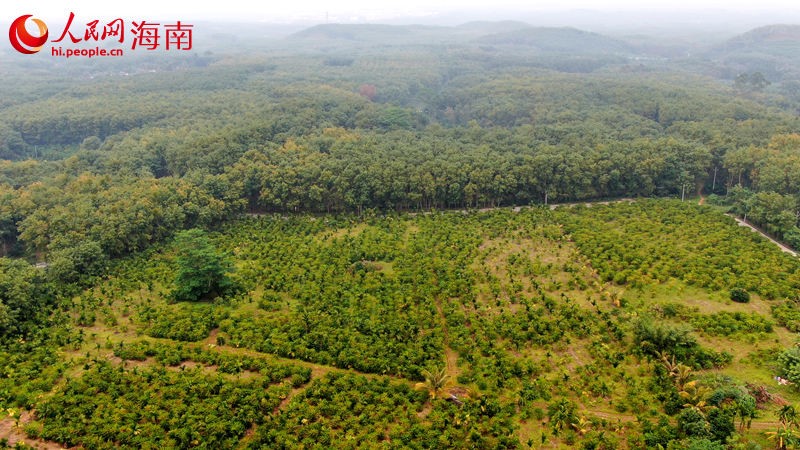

left=171, top=229, right=236, bottom=302
left=0, top=258, right=40, bottom=335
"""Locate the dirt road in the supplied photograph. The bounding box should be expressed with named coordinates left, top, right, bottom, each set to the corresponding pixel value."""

left=729, top=215, right=798, bottom=257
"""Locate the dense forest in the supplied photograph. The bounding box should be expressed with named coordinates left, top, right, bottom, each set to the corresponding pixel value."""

left=3, top=17, right=800, bottom=449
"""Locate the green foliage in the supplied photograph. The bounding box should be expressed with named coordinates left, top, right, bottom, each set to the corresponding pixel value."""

left=0, top=258, right=43, bottom=336
left=669, top=438, right=726, bottom=450
left=420, top=366, right=450, bottom=399
left=256, top=289, right=284, bottom=311
left=748, top=192, right=797, bottom=238
left=772, top=300, right=800, bottom=332
left=786, top=227, right=800, bottom=250
left=139, top=303, right=227, bottom=342
left=0, top=329, right=73, bottom=409
left=561, top=200, right=800, bottom=300
left=35, top=361, right=293, bottom=449
left=642, top=416, right=679, bottom=448
left=215, top=215, right=451, bottom=378
left=14, top=175, right=230, bottom=257
left=3, top=22, right=800, bottom=449
left=690, top=311, right=772, bottom=337
left=735, top=395, right=757, bottom=429
left=730, top=288, right=751, bottom=303
left=171, top=229, right=237, bottom=303
left=1, top=201, right=798, bottom=448
left=734, top=72, right=771, bottom=92
left=779, top=405, right=799, bottom=428
left=113, top=341, right=311, bottom=380
left=778, top=347, right=800, bottom=384
left=706, top=408, right=736, bottom=442
left=653, top=303, right=772, bottom=338
left=251, top=372, right=518, bottom=449
left=634, top=318, right=731, bottom=369
left=678, top=408, right=712, bottom=438
left=547, top=398, right=578, bottom=435
left=724, top=135, right=800, bottom=239
left=46, top=240, right=105, bottom=284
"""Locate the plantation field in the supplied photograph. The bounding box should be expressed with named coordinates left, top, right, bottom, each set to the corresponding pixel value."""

left=3, top=199, right=800, bottom=449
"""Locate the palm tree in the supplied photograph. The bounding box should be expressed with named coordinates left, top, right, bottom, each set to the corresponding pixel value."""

left=659, top=351, right=678, bottom=374
left=779, top=405, right=798, bottom=429
left=736, top=395, right=756, bottom=432
left=608, top=289, right=625, bottom=307
left=548, top=398, right=577, bottom=435
left=416, top=367, right=449, bottom=400
left=767, top=424, right=798, bottom=450
left=571, top=416, right=591, bottom=436
left=657, top=351, right=696, bottom=392
left=672, top=364, right=693, bottom=391
left=680, top=380, right=712, bottom=416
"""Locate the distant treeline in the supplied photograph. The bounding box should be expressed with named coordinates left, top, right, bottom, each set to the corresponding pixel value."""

left=1, top=45, right=800, bottom=281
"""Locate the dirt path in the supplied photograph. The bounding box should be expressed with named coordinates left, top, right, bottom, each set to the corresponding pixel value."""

left=748, top=420, right=783, bottom=431
left=584, top=409, right=636, bottom=423
left=579, top=407, right=780, bottom=433
left=444, top=346, right=459, bottom=380
left=197, top=342, right=354, bottom=380
left=728, top=214, right=798, bottom=257
left=0, top=412, right=69, bottom=449
left=273, top=384, right=307, bottom=415
left=247, top=199, right=639, bottom=220
left=94, top=333, right=363, bottom=382
left=433, top=297, right=460, bottom=381
left=548, top=198, right=635, bottom=210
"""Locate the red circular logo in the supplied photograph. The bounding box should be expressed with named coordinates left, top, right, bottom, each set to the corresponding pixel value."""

left=9, top=15, right=49, bottom=54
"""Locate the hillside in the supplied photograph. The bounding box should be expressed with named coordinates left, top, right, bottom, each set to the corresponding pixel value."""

left=477, top=27, right=635, bottom=55
left=708, top=24, right=800, bottom=81
left=288, top=22, right=635, bottom=56
left=3, top=201, right=800, bottom=449
left=3, top=18, right=800, bottom=450
left=289, top=23, right=445, bottom=43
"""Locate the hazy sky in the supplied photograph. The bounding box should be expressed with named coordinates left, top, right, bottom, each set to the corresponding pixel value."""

left=3, top=0, right=800, bottom=23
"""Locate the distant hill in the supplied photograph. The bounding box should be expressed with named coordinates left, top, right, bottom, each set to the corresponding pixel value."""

left=290, top=23, right=434, bottom=42
left=454, top=20, right=532, bottom=35
left=708, top=24, right=800, bottom=81
left=716, top=24, right=800, bottom=52
left=291, top=21, right=532, bottom=43
left=288, top=23, right=474, bottom=47
left=476, top=27, right=636, bottom=55
left=288, top=22, right=633, bottom=56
